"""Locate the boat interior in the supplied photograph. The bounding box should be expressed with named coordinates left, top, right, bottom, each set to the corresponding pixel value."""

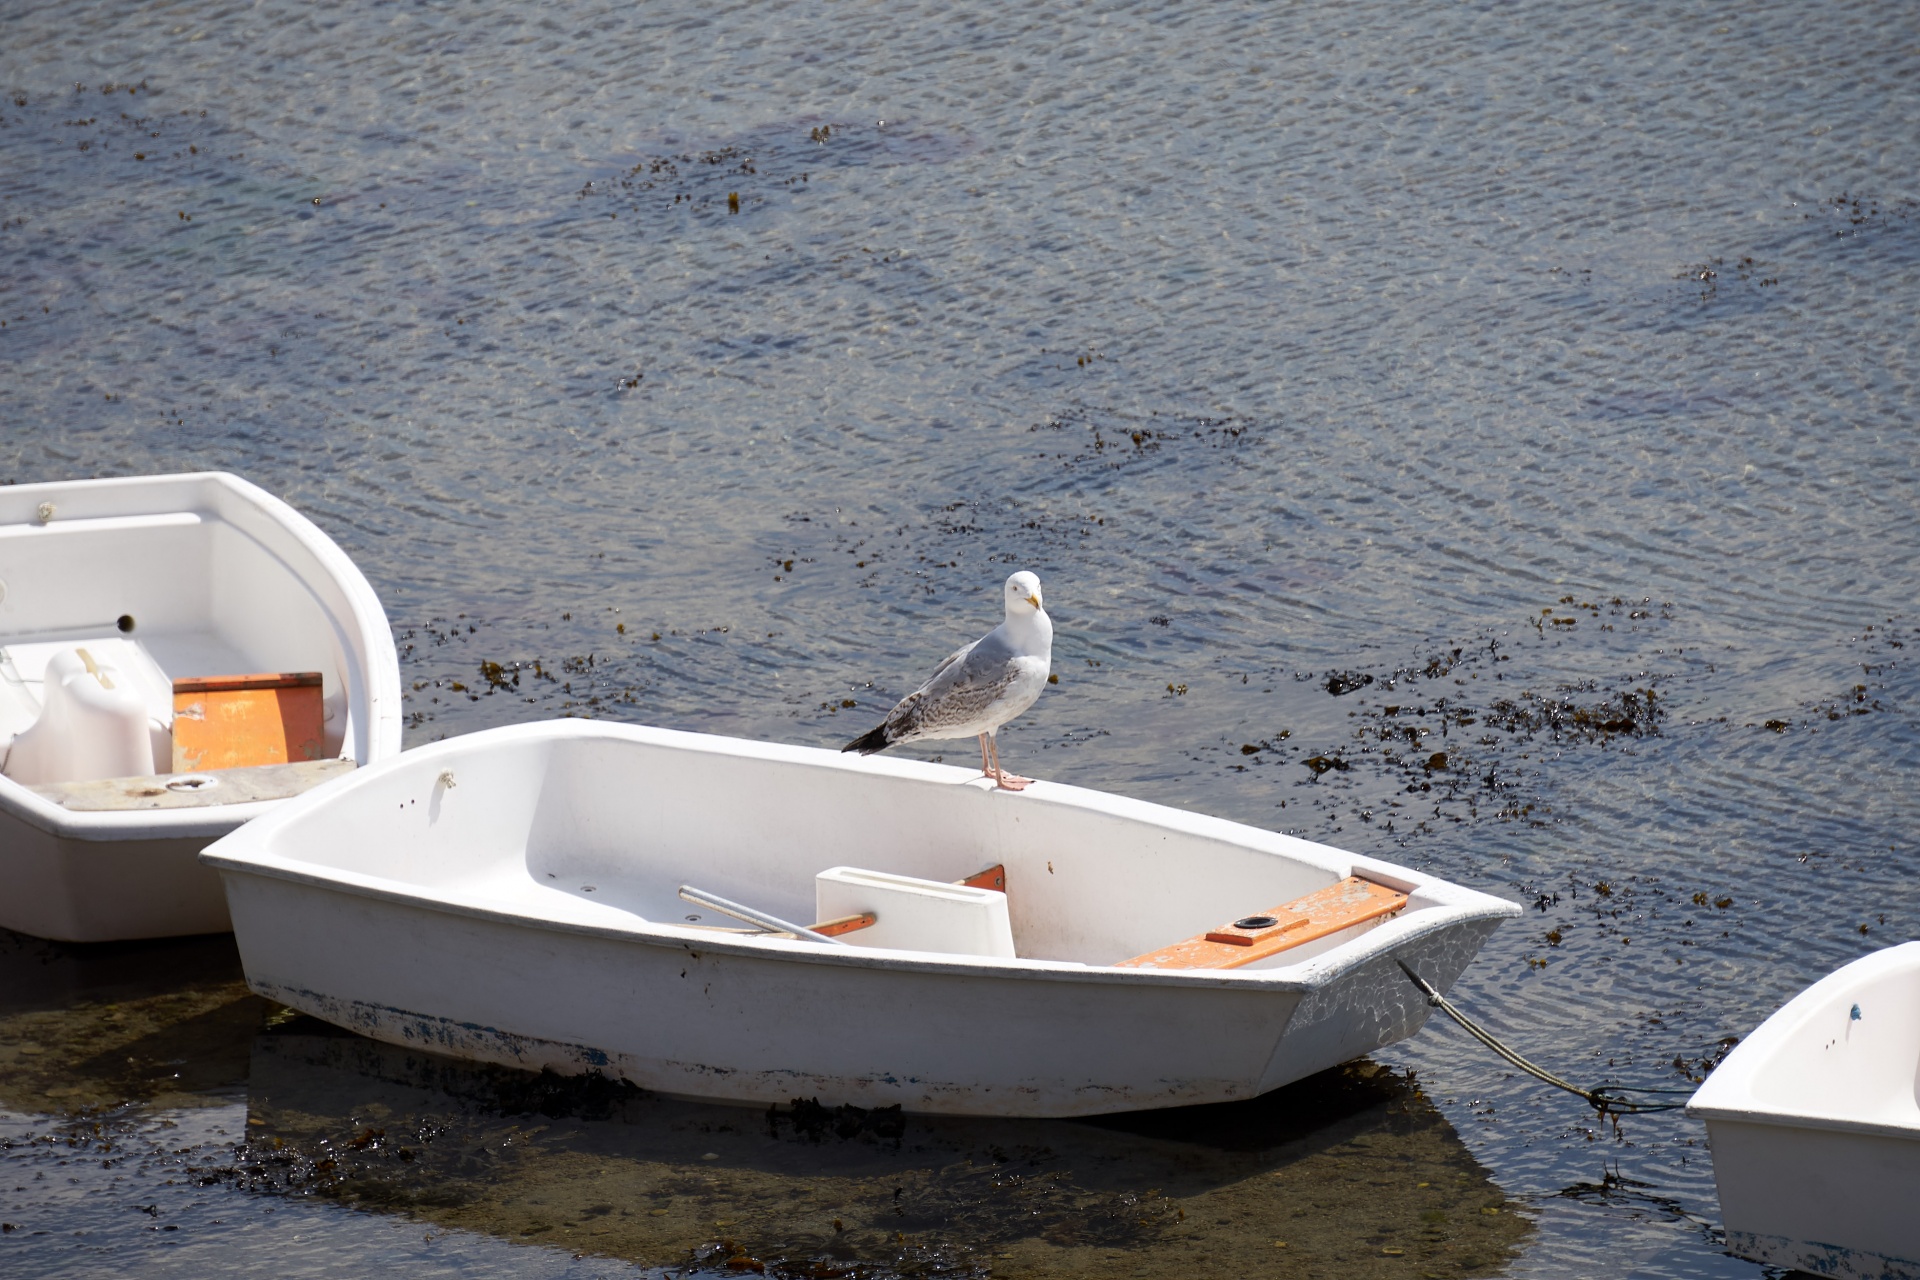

left=0, top=507, right=353, bottom=805
left=245, top=730, right=1463, bottom=971
left=1739, top=952, right=1920, bottom=1132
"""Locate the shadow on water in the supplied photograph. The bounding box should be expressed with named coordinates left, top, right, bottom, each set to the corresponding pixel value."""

left=0, top=930, right=1527, bottom=1277
left=0, top=928, right=264, bottom=1111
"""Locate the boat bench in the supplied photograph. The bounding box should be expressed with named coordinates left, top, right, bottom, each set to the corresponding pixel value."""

left=1115, top=875, right=1409, bottom=971
left=814, top=864, right=1015, bottom=958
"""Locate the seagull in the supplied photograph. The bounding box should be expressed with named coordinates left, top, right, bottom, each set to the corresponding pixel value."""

left=843, top=571, right=1053, bottom=790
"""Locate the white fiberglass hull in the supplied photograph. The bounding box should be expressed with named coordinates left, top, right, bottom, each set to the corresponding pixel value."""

left=1688, top=942, right=1920, bottom=1279
left=204, top=721, right=1518, bottom=1117
left=0, top=473, right=402, bottom=942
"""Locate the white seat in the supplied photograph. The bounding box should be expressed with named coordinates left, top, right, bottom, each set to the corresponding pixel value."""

left=816, top=866, right=1016, bottom=958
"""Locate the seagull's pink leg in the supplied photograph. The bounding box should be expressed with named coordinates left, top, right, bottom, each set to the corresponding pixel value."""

left=977, top=733, right=995, bottom=778
left=985, top=734, right=1033, bottom=791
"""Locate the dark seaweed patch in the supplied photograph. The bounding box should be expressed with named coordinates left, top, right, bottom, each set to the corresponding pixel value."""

left=1480, top=686, right=1660, bottom=743
left=768, top=1097, right=905, bottom=1146
left=577, top=119, right=975, bottom=228
left=1230, top=596, right=1689, bottom=844
left=1324, top=670, right=1373, bottom=696
left=1027, top=405, right=1253, bottom=472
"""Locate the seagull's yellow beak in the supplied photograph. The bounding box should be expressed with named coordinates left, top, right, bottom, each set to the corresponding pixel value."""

left=1026, top=593, right=1043, bottom=610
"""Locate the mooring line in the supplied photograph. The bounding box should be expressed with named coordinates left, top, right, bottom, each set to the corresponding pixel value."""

left=1396, top=961, right=1693, bottom=1115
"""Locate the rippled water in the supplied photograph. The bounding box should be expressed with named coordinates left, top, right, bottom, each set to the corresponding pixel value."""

left=4, top=0, right=1918, bottom=1275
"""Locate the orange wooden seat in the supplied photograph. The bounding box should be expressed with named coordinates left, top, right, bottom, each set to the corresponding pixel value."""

left=172, top=672, right=326, bottom=773
left=1115, top=875, right=1409, bottom=970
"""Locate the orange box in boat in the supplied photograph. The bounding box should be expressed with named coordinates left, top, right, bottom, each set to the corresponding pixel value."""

left=172, top=672, right=326, bottom=773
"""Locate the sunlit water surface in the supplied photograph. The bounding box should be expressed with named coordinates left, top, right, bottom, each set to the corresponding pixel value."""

left=3, top=0, right=1917, bottom=1275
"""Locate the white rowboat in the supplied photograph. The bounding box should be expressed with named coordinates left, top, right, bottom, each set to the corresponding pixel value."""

left=203, top=720, right=1517, bottom=1117
left=1688, top=942, right=1920, bottom=1279
left=0, top=473, right=401, bottom=942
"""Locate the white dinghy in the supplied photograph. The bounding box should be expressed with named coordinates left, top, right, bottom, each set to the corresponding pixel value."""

left=203, top=720, right=1517, bottom=1117
left=1688, top=942, right=1920, bottom=1280
left=0, top=473, right=401, bottom=942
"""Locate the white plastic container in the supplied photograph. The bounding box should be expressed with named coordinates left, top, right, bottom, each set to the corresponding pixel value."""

left=816, top=865, right=1017, bottom=958
left=4, top=648, right=156, bottom=785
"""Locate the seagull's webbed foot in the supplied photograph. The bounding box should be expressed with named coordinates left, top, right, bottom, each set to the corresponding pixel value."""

left=983, top=734, right=1033, bottom=791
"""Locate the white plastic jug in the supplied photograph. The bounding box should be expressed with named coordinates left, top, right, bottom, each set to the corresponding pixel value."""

left=3, top=648, right=156, bottom=785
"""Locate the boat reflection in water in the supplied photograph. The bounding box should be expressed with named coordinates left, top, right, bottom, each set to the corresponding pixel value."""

left=0, top=928, right=263, bottom=1113
left=0, top=929, right=1528, bottom=1277
left=236, top=1019, right=1529, bottom=1277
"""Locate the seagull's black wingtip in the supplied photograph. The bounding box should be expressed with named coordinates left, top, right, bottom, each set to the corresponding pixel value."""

left=843, top=724, right=891, bottom=755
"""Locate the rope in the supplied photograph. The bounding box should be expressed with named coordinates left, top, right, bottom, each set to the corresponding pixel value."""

left=1396, top=960, right=1693, bottom=1115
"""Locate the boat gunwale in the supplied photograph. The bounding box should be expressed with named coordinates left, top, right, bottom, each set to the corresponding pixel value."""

left=201, top=720, right=1521, bottom=992
left=0, top=470, right=399, bottom=838
left=1686, top=941, right=1920, bottom=1142
left=1688, top=1104, right=1920, bottom=1144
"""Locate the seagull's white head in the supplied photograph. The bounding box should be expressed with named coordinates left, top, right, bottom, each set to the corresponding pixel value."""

left=1004, top=570, right=1044, bottom=616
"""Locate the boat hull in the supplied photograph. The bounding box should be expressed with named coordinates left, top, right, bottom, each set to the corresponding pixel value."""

left=0, top=810, right=228, bottom=941
left=1707, top=1118, right=1920, bottom=1280
left=1689, top=942, right=1920, bottom=1279
left=224, top=870, right=1501, bottom=1116
left=204, top=720, right=1518, bottom=1117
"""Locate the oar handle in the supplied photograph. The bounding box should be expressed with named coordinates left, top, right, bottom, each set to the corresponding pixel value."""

left=677, top=885, right=846, bottom=946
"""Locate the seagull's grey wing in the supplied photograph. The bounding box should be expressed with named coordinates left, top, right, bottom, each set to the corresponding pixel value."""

left=929, top=629, right=1019, bottom=695
left=925, top=641, right=972, bottom=681
left=885, top=631, right=1023, bottom=740
left=877, top=638, right=975, bottom=739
